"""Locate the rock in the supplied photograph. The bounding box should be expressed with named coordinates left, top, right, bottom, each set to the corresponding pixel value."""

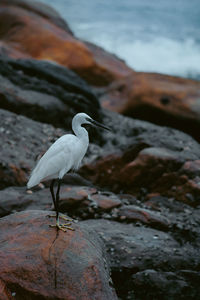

left=0, top=56, right=100, bottom=128
left=82, top=219, right=200, bottom=299
left=100, top=72, right=200, bottom=140
left=88, top=192, right=121, bottom=211
left=0, top=184, right=122, bottom=220
left=1, top=0, right=73, bottom=33
left=100, top=110, right=200, bottom=160
left=0, top=186, right=52, bottom=217
left=82, top=219, right=197, bottom=270
left=181, top=160, right=200, bottom=176
left=81, top=111, right=200, bottom=205
left=0, top=0, right=132, bottom=86
left=132, top=269, right=200, bottom=300
left=0, top=278, right=13, bottom=300
left=59, top=186, right=121, bottom=219
left=0, top=2, right=200, bottom=299
left=80, top=119, right=199, bottom=206
left=1, top=105, right=200, bottom=207
left=0, top=210, right=117, bottom=300
left=117, top=205, right=170, bottom=230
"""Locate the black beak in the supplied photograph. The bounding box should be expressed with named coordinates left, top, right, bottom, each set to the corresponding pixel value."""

left=90, top=119, right=111, bottom=131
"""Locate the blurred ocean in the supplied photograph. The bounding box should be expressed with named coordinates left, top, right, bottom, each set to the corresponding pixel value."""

left=41, top=0, right=200, bottom=79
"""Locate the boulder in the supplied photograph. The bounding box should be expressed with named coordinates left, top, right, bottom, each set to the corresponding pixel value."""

left=0, top=210, right=117, bottom=300
left=0, top=185, right=122, bottom=220
left=82, top=219, right=200, bottom=299
left=1, top=0, right=200, bottom=143
left=0, top=56, right=100, bottom=128
left=0, top=186, right=52, bottom=217
left=132, top=269, right=200, bottom=300
left=1, top=105, right=200, bottom=207
left=100, top=72, right=200, bottom=140
left=117, top=205, right=169, bottom=230
left=0, top=0, right=132, bottom=86
left=0, top=2, right=200, bottom=300
left=81, top=111, right=200, bottom=205
left=59, top=186, right=122, bottom=219
left=0, top=278, right=14, bottom=300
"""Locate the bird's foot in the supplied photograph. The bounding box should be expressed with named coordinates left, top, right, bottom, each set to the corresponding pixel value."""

left=49, top=222, right=75, bottom=232
left=48, top=214, right=73, bottom=222
left=61, top=223, right=75, bottom=231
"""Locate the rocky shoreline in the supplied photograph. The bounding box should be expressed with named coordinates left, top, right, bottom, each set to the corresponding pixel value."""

left=0, top=1, right=200, bottom=299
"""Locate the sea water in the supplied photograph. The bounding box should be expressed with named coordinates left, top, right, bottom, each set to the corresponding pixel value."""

left=41, top=0, right=200, bottom=79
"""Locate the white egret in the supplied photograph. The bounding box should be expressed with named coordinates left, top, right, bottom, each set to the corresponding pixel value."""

left=27, top=112, right=110, bottom=231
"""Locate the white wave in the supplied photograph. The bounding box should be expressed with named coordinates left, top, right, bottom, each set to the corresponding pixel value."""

left=40, top=0, right=200, bottom=79
left=88, top=35, right=200, bottom=78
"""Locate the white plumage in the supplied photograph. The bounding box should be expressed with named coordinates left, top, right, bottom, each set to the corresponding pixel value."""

left=27, top=133, right=88, bottom=188
left=27, top=113, right=91, bottom=188
left=27, top=112, right=110, bottom=231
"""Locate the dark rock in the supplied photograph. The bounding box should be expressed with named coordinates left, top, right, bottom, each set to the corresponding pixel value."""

left=82, top=219, right=200, bottom=299
left=82, top=219, right=199, bottom=271
left=81, top=111, right=200, bottom=205
left=0, top=210, right=117, bottom=300
left=0, top=56, right=100, bottom=128
left=0, top=278, right=14, bottom=299
left=0, top=184, right=122, bottom=220
left=132, top=269, right=200, bottom=300
left=0, top=186, right=52, bottom=217
left=0, top=3, right=200, bottom=299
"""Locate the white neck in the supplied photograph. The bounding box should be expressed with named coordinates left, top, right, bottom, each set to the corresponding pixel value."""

left=72, top=118, right=89, bottom=140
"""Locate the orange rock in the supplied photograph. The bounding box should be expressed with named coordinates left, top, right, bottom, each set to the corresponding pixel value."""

left=89, top=193, right=121, bottom=210
left=0, top=210, right=117, bottom=299
left=58, top=186, right=121, bottom=216
left=0, top=0, right=132, bottom=86
left=100, top=72, right=200, bottom=139
left=101, top=72, right=200, bottom=117
left=0, top=279, right=13, bottom=300
left=118, top=205, right=169, bottom=229
left=80, top=147, right=200, bottom=205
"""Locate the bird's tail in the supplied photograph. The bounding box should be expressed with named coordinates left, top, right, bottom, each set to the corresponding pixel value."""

left=27, top=172, right=40, bottom=189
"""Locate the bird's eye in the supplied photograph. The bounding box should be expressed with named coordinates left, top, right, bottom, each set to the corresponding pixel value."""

left=85, top=117, right=92, bottom=122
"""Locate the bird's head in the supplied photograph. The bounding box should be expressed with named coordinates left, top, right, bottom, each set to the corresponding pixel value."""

left=73, top=113, right=111, bottom=131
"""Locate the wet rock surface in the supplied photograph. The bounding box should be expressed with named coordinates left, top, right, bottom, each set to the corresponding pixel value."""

left=82, top=219, right=200, bottom=300
left=81, top=110, right=200, bottom=207
left=0, top=56, right=100, bottom=127
left=1, top=66, right=200, bottom=300
left=0, top=1, right=200, bottom=299
left=0, top=210, right=117, bottom=300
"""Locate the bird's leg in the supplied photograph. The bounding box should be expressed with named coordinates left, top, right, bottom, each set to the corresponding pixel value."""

left=48, top=179, right=70, bottom=219
left=48, top=179, right=72, bottom=222
left=55, top=178, right=61, bottom=224
left=48, top=179, right=58, bottom=218
left=50, top=179, right=56, bottom=211
left=49, top=179, right=74, bottom=231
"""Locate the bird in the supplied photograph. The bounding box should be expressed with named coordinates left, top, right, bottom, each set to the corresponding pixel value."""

left=27, top=112, right=110, bottom=232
